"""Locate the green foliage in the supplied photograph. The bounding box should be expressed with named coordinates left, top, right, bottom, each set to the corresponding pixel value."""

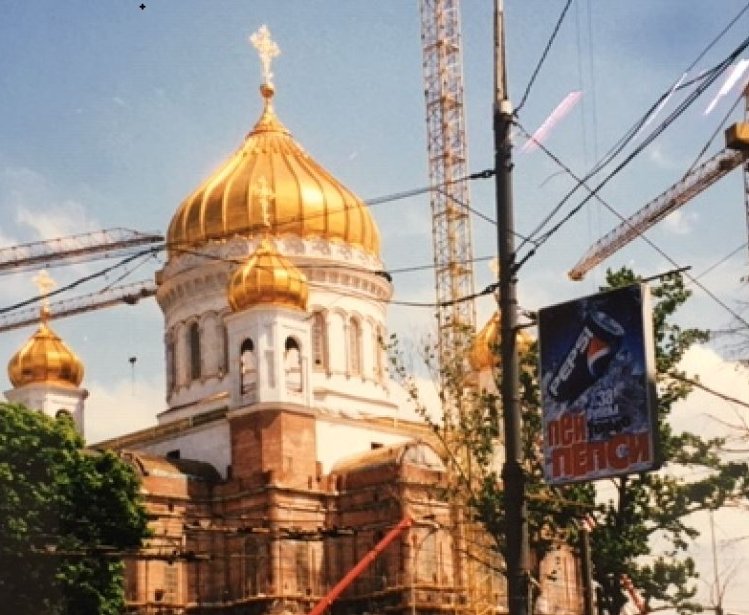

left=590, top=269, right=748, bottom=615
left=0, top=403, right=150, bottom=615
left=388, top=268, right=749, bottom=615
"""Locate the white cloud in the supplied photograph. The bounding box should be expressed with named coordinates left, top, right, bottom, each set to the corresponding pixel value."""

left=84, top=376, right=163, bottom=444
left=1, top=165, right=101, bottom=242
left=674, top=344, right=749, bottom=437
left=663, top=208, right=698, bottom=235
left=647, top=143, right=678, bottom=170
left=16, top=200, right=99, bottom=240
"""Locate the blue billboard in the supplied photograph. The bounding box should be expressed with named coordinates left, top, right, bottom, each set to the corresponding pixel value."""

left=538, top=283, right=659, bottom=484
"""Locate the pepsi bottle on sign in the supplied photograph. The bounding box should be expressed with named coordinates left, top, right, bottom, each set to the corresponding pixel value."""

left=547, top=310, right=625, bottom=404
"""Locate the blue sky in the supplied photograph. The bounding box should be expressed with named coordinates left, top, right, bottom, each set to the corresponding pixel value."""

left=2, top=2, right=749, bottom=609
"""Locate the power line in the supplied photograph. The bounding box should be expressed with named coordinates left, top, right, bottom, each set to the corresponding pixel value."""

left=695, top=242, right=748, bottom=281
left=685, top=89, right=747, bottom=177
left=0, top=246, right=163, bottom=317
left=516, top=31, right=749, bottom=262
left=516, top=0, right=574, bottom=113
left=513, top=122, right=749, bottom=332
left=516, top=13, right=749, bottom=254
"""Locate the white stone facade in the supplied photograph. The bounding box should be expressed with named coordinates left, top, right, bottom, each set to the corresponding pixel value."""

left=5, top=382, right=88, bottom=435
left=155, top=235, right=397, bottom=426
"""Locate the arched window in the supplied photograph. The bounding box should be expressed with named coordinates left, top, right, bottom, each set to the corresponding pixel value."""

left=311, top=311, right=327, bottom=371
left=348, top=317, right=361, bottom=375
left=165, top=332, right=176, bottom=392
left=285, top=337, right=302, bottom=393
left=219, top=320, right=229, bottom=377
left=189, top=322, right=201, bottom=380
left=240, top=338, right=256, bottom=396
left=374, top=325, right=385, bottom=381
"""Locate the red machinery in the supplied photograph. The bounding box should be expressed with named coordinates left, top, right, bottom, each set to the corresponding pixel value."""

left=307, top=516, right=414, bottom=615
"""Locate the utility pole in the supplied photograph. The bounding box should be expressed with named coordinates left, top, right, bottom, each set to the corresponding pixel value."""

left=493, top=2, right=530, bottom=614
left=580, top=523, right=596, bottom=615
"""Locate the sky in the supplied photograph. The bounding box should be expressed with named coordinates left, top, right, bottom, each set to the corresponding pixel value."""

left=2, top=1, right=749, bottom=611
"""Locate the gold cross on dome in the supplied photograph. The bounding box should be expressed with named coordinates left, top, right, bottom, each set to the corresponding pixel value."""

left=252, top=176, right=274, bottom=229
left=249, top=25, right=280, bottom=86
left=32, top=269, right=56, bottom=313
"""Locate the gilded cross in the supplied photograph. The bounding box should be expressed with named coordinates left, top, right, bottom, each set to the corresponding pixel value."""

left=252, top=176, right=274, bottom=229
left=32, top=269, right=56, bottom=312
left=249, top=25, right=280, bottom=86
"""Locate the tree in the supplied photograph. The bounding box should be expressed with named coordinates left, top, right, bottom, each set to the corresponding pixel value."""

left=0, top=402, right=150, bottom=615
left=389, top=268, right=749, bottom=615
left=588, top=270, right=748, bottom=615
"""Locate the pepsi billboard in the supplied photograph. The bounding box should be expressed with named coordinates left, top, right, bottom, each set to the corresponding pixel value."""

left=538, top=284, right=659, bottom=484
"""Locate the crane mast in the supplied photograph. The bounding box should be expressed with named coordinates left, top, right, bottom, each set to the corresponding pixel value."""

left=420, top=0, right=477, bottom=367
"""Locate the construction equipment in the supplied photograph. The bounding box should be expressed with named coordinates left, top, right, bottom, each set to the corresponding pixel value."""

left=569, top=86, right=749, bottom=281
left=0, top=228, right=162, bottom=274
left=0, top=280, right=156, bottom=333
left=307, top=516, right=413, bottom=615
left=419, top=0, right=477, bottom=367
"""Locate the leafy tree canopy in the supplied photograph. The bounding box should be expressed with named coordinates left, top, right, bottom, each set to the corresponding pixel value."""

left=389, top=268, right=749, bottom=615
left=0, top=403, right=150, bottom=615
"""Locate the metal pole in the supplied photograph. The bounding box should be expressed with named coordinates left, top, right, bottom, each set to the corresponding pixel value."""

left=493, top=2, right=530, bottom=615
left=580, top=527, right=595, bottom=615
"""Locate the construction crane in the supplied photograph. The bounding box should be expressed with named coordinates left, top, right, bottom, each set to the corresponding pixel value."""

left=0, top=280, right=156, bottom=333
left=569, top=86, right=749, bottom=281
left=419, top=0, right=477, bottom=369
left=0, top=228, right=163, bottom=274
left=0, top=228, right=162, bottom=331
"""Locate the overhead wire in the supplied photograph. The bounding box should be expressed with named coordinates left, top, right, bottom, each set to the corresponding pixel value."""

left=0, top=246, right=163, bottom=316
left=684, top=88, right=746, bottom=176
left=516, top=5, right=749, bottom=253
left=516, top=30, right=749, bottom=264
left=513, top=122, right=749, bottom=331
left=515, top=0, right=574, bottom=113
left=694, top=242, right=748, bottom=281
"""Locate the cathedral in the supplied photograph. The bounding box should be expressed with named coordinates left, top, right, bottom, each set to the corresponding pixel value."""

left=4, top=27, right=583, bottom=615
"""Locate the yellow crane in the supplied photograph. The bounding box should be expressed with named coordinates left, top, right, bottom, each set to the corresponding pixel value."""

left=569, top=86, right=749, bottom=281
left=419, top=0, right=477, bottom=368
left=0, top=228, right=162, bottom=332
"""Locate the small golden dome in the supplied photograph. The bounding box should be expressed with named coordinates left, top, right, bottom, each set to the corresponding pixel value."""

left=228, top=238, right=308, bottom=312
left=469, top=312, right=533, bottom=371
left=8, top=318, right=84, bottom=388
left=167, top=85, right=380, bottom=257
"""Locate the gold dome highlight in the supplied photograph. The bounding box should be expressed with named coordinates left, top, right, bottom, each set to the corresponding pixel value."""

left=8, top=319, right=84, bottom=389
left=167, top=85, right=380, bottom=257
left=228, top=238, right=308, bottom=312
left=469, top=312, right=533, bottom=372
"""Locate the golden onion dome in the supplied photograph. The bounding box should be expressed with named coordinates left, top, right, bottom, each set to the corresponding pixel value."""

left=8, top=315, right=84, bottom=388
left=167, top=84, right=380, bottom=257
left=468, top=312, right=533, bottom=372
left=228, top=237, right=308, bottom=312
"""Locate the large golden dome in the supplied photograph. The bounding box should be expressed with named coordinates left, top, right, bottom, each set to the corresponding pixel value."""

left=469, top=312, right=533, bottom=371
left=8, top=318, right=84, bottom=388
left=228, top=237, right=308, bottom=312
left=167, top=84, right=380, bottom=257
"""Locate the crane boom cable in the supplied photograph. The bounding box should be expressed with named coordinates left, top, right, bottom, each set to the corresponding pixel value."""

left=568, top=148, right=748, bottom=279
left=514, top=31, right=749, bottom=270
left=513, top=123, right=749, bottom=331
left=516, top=14, right=749, bottom=255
